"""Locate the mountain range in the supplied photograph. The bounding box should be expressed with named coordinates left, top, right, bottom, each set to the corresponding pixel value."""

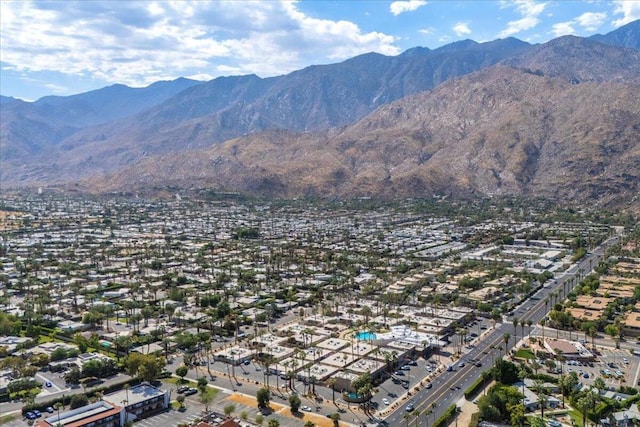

left=1, top=20, right=639, bottom=210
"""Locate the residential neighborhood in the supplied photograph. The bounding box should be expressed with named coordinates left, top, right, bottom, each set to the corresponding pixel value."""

left=1, top=195, right=639, bottom=427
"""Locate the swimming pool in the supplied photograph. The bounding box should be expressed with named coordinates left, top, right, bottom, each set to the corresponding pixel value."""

left=356, top=331, right=377, bottom=341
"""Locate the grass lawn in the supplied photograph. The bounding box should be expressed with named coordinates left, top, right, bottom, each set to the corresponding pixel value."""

left=201, top=387, right=219, bottom=400
left=569, top=407, right=584, bottom=426
left=515, top=348, right=535, bottom=359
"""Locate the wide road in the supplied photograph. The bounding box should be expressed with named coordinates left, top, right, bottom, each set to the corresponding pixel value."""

left=383, top=234, right=621, bottom=427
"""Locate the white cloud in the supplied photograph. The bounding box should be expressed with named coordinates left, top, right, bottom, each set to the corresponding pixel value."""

left=612, top=0, right=640, bottom=27
left=497, top=0, right=547, bottom=38
left=418, top=27, right=435, bottom=35
left=0, top=0, right=399, bottom=89
left=390, top=0, right=427, bottom=16
left=575, top=12, right=606, bottom=30
left=550, top=10, right=605, bottom=38
left=551, top=21, right=576, bottom=37
left=453, top=22, right=472, bottom=36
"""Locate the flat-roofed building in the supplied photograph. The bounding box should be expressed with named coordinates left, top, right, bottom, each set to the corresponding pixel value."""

left=316, top=337, right=349, bottom=352
left=623, top=311, right=640, bottom=337
left=103, top=383, right=169, bottom=422
left=214, top=346, right=253, bottom=365
left=566, top=308, right=603, bottom=322
left=575, top=296, right=612, bottom=310
left=36, top=401, right=122, bottom=427
left=347, top=358, right=386, bottom=379
left=322, top=352, right=358, bottom=368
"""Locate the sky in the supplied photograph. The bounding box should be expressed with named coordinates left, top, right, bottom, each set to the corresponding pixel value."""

left=1, top=0, right=639, bottom=101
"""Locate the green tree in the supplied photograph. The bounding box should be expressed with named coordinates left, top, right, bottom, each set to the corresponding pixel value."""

left=257, top=387, right=270, bottom=409
left=288, top=394, right=301, bottom=412
left=197, top=377, right=208, bottom=392
left=509, top=403, right=525, bottom=427
left=267, top=419, right=280, bottom=427
left=70, top=394, right=89, bottom=409
left=492, top=359, right=520, bottom=385
left=223, top=404, right=236, bottom=417
left=200, top=391, right=213, bottom=412
left=176, top=365, right=188, bottom=383
left=331, top=412, right=340, bottom=427
left=176, top=394, right=185, bottom=408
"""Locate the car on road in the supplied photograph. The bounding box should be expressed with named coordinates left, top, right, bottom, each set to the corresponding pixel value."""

left=447, top=365, right=453, bottom=371
left=406, top=403, right=415, bottom=412
left=243, top=360, right=251, bottom=365
left=184, top=387, right=198, bottom=396
left=382, top=398, right=390, bottom=405
left=301, top=405, right=312, bottom=412
left=458, top=362, right=465, bottom=368
left=425, top=382, right=432, bottom=389
left=475, top=362, right=482, bottom=367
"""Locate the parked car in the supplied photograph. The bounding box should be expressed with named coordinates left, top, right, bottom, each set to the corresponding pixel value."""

left=184, top=387, right=198, bottom=396
left=301, top=406, right=312, bottom=412
left=45, top=381, right=52, bottom=387
left=382, top=398, right=390, bottom=405
left=46, top=407, right=54, bottom=414
left=177, top=385, right=190, bottom=393
left=26, top=412, right=36, bottom=420
left=33, top=410, right=42, bottom=418
left=408, top=360, right=418, bottom=366
left=401, top=365, right=411, bottom=370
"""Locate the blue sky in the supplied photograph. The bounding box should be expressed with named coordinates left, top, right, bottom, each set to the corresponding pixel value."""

left=1, top=0, right=639, bottom=101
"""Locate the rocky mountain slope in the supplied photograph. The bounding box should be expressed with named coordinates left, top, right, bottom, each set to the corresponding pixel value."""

left=84, top=65, right=639, bottom=209
left=1, top=20, right=639, bottom=209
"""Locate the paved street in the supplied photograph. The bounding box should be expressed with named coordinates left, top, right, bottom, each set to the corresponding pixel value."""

left=380, top=236, right=618, bottom=426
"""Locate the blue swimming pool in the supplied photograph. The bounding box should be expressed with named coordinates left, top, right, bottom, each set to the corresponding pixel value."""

left=356, top=331, right=377, bottom=341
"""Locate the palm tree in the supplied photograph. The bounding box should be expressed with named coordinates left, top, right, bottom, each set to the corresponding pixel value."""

left=403, top=412, right=411, bottom=427
left=503, top=333, right=510, bottom=355
left=327, top=378, right=337, bottom=404
left=53, top=402, right=63, bottom=423
left=513, top=317, right=519, bottom=340
left=533, top=379, right=547, bottom=420
left=412, top=409, right=421, bottom=426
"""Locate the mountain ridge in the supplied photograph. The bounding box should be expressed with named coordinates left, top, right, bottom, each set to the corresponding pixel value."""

left=1, top=20, right=639, bottom=210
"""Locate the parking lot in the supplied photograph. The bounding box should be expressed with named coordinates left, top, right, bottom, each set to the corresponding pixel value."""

left=559, top=348, right=640, bottom=390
